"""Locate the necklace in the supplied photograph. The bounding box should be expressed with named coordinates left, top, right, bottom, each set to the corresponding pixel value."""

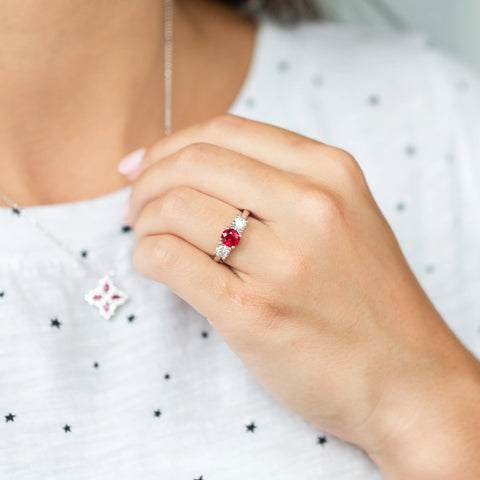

left=0, top=0, right=174, bottom=321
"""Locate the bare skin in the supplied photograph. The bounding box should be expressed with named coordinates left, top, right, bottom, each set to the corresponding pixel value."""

left=0, top=0, right=255, bottom=206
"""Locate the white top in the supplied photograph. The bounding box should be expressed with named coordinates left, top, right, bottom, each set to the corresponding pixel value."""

left=1, top=13, right=479, bottom=480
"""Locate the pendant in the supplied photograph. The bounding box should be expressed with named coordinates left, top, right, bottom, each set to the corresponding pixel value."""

left=84, top=275, right=128, bottom=320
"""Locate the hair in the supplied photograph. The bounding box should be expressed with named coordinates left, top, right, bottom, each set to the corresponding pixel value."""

left=220, top=0, right=321, bottom=23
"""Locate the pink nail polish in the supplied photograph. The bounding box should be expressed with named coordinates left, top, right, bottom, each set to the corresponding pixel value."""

left=118, top=147, right=146, bottom=174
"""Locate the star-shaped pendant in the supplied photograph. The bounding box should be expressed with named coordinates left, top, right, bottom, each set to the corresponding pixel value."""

left=84, top=275, right=128, bottom=320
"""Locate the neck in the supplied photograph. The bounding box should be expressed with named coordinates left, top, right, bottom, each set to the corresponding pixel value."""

left=0, top=0, right=254, bottom=206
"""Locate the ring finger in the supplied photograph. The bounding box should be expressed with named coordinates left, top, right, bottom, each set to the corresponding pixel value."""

left=133, top=185, right=278, bottom=275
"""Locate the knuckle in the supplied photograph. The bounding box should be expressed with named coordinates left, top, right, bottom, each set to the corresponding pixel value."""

left=150, top=234, right=180, bottom=270
left=157, top=186, right=190, bottom=219
left=204, top=113, right=244, bottom=140
left=328, top=147, right=368, bottom=188
left=290, top=134, right=321, bottom=154
left=297, top=185, right=343, bottom=225
left=173, top=142, right=210, bottom=171
left=133, top=235, right=179, bottom=277
left=317, top=194, right=345, bottom=231
left=134, top=187, right=192, bottom=242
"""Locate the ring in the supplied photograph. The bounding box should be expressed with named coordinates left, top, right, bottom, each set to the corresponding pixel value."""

left=213, top=209, right=250, bottom=263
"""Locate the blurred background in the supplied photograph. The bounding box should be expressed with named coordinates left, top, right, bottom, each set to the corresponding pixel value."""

left=315, top=0, right=480, bottom=71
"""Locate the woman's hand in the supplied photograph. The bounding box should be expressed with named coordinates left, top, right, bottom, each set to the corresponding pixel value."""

left=120, top=114, right=480, bottom=479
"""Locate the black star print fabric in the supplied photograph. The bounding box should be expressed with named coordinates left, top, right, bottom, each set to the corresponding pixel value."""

left=5, top=413, right=15, bottom=422
left=1, top=13, right=480, bottom=480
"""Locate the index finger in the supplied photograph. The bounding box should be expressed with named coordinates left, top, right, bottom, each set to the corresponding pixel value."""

left=125, top=113, right=325, bottom=181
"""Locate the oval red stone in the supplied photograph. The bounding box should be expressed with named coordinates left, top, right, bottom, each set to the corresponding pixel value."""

left=221, top=228, right=240, bottom=247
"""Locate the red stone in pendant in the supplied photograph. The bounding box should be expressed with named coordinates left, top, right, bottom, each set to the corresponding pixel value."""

left=104, top=284, right=110, bottom=292
left=112, top=295, right=120, bottom=300
left=93, top=295, right=102, bottom=300
left=104, top=303, right=110, bottom=311
left=221, top=228, right=240, bottom=247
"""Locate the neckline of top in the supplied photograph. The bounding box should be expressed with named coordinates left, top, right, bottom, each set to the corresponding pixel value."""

left=0, top=13, right=270, bottom=255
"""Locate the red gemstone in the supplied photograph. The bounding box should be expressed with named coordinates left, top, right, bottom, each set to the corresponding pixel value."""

left=93, top=295, right=102, bottom=300
left=221, top=228, right=240, bottom=247
left=104, top=284, right=110, bottom=292
left=112, top=295, right=120, bottom=300
left=104, top=303, right=110, bottom=311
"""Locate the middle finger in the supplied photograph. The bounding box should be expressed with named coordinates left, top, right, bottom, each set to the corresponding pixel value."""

left=127, top=142, right=302, bottom=226
left=133, top=185, right=278, bottom=275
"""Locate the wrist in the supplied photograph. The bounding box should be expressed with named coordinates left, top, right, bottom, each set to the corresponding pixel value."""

left=366, top=341, right=480, bottom=479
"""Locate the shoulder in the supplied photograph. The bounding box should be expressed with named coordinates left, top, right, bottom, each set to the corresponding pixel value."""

left=247, top=15, right=480, bottom=145
left=257, top=15, right=432, bottom=79
left=258, top=13, right=480, bottom=101
left=246, top=16, right=435, bottom=132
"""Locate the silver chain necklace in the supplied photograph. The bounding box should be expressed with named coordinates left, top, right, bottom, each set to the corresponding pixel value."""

left=0, top=0, right=173, bottom=320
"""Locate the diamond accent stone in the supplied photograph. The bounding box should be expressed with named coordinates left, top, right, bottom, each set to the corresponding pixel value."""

left=232, top=215, right=248, bottom=233
left=215, top=243, right=231, bottom=260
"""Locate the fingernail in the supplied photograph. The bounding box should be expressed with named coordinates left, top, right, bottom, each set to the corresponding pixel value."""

left=118, top=147, right=146, bottom=174
left=122, top=199, right=130, bottom=221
